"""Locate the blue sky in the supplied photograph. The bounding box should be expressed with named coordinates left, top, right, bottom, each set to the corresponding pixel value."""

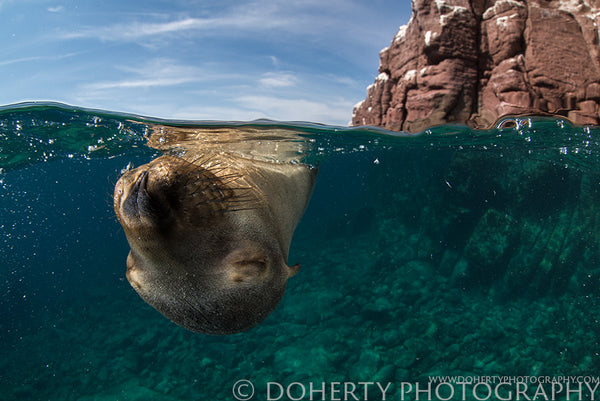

left=0, top=0, right=410, bottom=125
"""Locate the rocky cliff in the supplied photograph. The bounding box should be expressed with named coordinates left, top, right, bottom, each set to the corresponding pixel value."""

left=352, top=0, right=600, bottom=132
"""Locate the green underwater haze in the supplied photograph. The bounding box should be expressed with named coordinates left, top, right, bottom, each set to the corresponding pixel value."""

left=2, top=103, right=600, bottom=400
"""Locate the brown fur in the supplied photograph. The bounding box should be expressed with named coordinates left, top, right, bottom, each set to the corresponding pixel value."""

left=114, top=153, right=316, bottom=334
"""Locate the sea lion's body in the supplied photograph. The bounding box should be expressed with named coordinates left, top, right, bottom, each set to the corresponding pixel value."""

left=114, top=152, right=317, bottom=334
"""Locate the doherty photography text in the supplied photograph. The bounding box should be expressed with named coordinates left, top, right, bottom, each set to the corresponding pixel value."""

left=231, top=376, right=600, bottom=401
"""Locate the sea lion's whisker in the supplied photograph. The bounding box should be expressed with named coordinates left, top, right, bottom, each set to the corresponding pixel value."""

left=226, top=208, right=257, bottom=213
left=205, top=186, right=252, bottom=192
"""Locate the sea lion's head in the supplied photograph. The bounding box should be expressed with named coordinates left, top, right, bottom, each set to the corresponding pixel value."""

left=114, top=155, right=303, bottom=334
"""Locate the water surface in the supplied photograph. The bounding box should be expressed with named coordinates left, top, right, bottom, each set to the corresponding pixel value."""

left=2, top=102, right=600, bottom=400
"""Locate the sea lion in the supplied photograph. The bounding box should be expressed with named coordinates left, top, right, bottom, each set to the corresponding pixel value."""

left=114, top=151, right=317, bottom=334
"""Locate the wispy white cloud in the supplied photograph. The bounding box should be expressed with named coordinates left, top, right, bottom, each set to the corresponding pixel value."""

left=58, top=0, right=381, bottom=44
left=328, top=75, right=361, bottom=87
left=0, top=56, right=41, bottom=67
left=73, top=55, right=357, bottom=124
left=86, top=77, right=197, bottom=90
left=235, top=95, right=354, bottom=124
left=83, top=58, right=216, bottom=91
left=0, top=0, right=410, bottom=127
left=259, top=72, right=297, bottom=88
left=152, top=95, right=355, bottom=125
left=158, top=105, right=268, bottom=122
left=0, top=53, right=78, bottom=67
left=269, top=56, right=280, bottom=68
left=61, top=14, right=290, bottom=41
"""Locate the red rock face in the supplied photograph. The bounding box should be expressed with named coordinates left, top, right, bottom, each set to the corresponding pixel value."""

left=352, top=0, right=600, bottom=132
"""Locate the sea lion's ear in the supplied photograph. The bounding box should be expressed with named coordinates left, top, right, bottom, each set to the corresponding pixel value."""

left=287, top=263, right=300, bottom=278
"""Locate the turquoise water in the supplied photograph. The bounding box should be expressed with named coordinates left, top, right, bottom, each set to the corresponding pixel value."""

left=2, top=102, right=600, bottom=400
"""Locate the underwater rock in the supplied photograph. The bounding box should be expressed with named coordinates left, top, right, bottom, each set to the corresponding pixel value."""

left=274, top=344, right=333, bottom=375
left=395, top=349, right=418, bottom=369
left=351, top=349, right=382, bottom=378
left=372, top=364, right=396, bottom=384
left=352, top=0, right=600, bottom=132
left=501, top=209, right=591, bottom=297
left=462, top=209, right=518, bottom=285
left=360, top=297, right=394, bottom=321
left=367, top=140, right=600, bottom=299
left=77, top=380, right=182, bottom=401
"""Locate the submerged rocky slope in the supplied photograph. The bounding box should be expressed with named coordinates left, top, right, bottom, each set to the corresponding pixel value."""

left=352, top=0, right=600, bottom=132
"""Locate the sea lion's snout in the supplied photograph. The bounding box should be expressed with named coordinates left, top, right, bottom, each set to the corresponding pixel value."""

left=115, top=164, right=180, bottom=232
left=114, top=153, right=317, bottom=335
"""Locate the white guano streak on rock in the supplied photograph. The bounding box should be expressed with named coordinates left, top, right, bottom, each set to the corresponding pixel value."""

left=404, top=69, right=417, bottom=82
left=394, top=25, right=408, bottom=44
left=425, top=30, right=432, bottom=46
left=555, top=0, right=600, bottom=22
left=482, top=0, right=526, bottom=20
left=496, top=13, right=518, bottom=28
left=353, top=100, right=364, bottom=112
left=424, top=30, right=440, bottom=46
left=437, top=4, right=469, bottom=27
left=376, top=72, right=389, bottom=81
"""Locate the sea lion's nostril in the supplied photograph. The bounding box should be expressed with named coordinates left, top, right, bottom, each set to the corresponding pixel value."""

left=121, top=172, right=144, bottom=219
left=138, top=170, right=149, bottom=189
left=135, top=172, right=154, bottom=217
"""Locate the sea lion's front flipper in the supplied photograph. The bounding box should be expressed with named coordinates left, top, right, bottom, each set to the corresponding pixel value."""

left=244, top=160, right=318, bottom=260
